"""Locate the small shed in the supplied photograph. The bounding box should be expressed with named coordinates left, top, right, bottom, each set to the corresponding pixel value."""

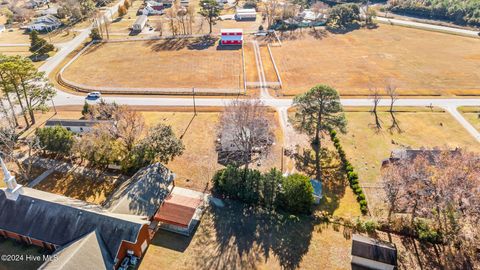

left=351, top=234, right=397, bottom=270
left=132, top=15, right=148, bottom=31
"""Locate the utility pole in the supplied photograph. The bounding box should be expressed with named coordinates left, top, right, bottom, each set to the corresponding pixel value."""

left=51, top=98, right=57, bottom=115
left=192, top=88, right=197, bottom=116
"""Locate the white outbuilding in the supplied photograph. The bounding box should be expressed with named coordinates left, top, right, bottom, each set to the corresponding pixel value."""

left=132, top=15, right=148, bottom=31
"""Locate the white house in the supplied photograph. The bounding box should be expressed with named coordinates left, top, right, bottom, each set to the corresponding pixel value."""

left=45, top=119, right=113, bottom=134
left=235, top=8, right=257, bottom=21
left=220, top=28, right=243, bottom=46
left=132, top=15, right=148, bottom=31
left=351, top=234, right=397, bottom=270
left=24, top=15, right=61, bottom=32
left=0, top=25, right=5, bottom=33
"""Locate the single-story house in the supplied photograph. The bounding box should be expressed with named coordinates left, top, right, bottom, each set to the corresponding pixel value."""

left=132, top=15, right=148, bottom=31
left=45, top=119, right=113, bottom=134
left=24, top=15, right=61, bottom=32
left=0, top=159, right=176, bottom=270
left=381, top=148, right=461, bottom=167
left=351, top=234, right=397, bottom=270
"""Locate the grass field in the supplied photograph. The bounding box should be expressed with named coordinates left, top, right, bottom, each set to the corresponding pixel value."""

left=140, top=203, right=353, bottom=270
left=62, top=38, right=243, bottom=90
left=142, top=110, right=283, bottom=192
left=140, top=201, right=440, bottom=270
left=271, top=25, right=480, bottom=96
left=0, top=46, right=30, bottom=56
left=338, top=108, right=480, bottom=215
left=459, top=107, right=480, bottom=131
left=0, top=27, right=78, bottom=45
left=26, top=109, right=282, bottom=193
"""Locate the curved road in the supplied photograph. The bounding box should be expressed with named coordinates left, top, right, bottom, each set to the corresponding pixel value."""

left=41, top=12, right=480, bottom=143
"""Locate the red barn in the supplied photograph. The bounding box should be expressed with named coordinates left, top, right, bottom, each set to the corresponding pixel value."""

left=221, top=28, right=243, bottom=46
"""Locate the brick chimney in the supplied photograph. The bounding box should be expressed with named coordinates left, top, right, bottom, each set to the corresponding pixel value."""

left=1, top=156, right=23, bottom=201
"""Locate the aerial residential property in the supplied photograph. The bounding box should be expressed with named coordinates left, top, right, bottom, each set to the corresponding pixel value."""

left=0, top=0, right=479, bottom=269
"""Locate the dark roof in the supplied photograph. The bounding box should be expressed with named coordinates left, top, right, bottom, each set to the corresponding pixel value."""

left=105, top=163, right=174, bottom=217
left=351, top=234, right=397, bottom=266
left=0, top=187, right=148, bottom=266
left=45, top=119, right=111, bottom=127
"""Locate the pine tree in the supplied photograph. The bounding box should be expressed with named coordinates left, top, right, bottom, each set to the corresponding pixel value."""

left=29, top=30, right=54, bottom=59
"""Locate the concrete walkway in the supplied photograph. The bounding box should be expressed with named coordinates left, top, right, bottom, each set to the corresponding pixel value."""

left=28, top=168, right=55, bottom=187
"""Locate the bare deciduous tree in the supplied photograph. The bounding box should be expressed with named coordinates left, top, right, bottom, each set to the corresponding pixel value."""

left=217, top=99, right=274, bottom=170
left=381, top=149, right=480, bottom=265
left=263, top=0, right=281, bottom=28
left=369, top=86, right=382, bottom=131
left=385, top=80, right=397, bottom=113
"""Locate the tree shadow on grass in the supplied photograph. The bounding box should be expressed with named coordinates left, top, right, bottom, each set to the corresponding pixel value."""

left=150, top=229, right=195, bottom=252
left=200, top=202, right=314, bottom=270
left=187, top=36, right=218, bottom=50
left=149, top=38, right=190, bottom=51
left=327, top=24, right=361, bottom=35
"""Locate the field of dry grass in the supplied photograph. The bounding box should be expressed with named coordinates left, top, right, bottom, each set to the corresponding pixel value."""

left=25, top=108, right=282, bottom=193
left=140, top=203, right=353, bottom=270
left=271, top=25, right=480, bottom=96
left=338, top=108, right=480, bottom=215
left=142, top=110, right=283, bottom=192
left=63, top=38, right=243, bottom=90
left=35, top=171, right=124, bottom=204
left=140, top=201, right=441, bottom=270
left=0, top=27, right=78, bottom=44
left=459, top=106, right=480, bottom=131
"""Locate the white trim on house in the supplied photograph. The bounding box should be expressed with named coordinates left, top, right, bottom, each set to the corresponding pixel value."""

left=352, top=255, right=396, bottom=270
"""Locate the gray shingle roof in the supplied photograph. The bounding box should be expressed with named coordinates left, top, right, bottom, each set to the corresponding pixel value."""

left=105, top=163, right=174, bottom=217
left=0, top=188, right=148, bottom=266
left=351, top=234, right=397, bottom=266
left=40, top=230, right=114, bottom=270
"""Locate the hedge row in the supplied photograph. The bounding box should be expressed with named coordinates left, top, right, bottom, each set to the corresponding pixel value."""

left=329, top=129, right=368, bottom=215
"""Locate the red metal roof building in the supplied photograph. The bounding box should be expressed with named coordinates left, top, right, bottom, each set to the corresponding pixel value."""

left=221, top=29, right=243, bottom=46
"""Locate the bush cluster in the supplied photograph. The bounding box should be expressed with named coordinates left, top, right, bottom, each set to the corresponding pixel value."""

left=213, top=166, right=314, bottom=215
left=415, top=219, right=443, bottom=244
left=329, top=130, right=368, bottom=215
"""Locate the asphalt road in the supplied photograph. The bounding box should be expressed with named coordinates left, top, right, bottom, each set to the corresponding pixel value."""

left=39, top=10, right=480, bottom=143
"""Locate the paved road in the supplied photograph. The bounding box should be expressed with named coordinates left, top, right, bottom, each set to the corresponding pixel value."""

left=375, top=16, right=480, bottom=38
left=34, top=8, right=480, bottom=143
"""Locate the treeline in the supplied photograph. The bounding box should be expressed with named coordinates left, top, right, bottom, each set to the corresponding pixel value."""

left=388, top=0, right=480, bottom=26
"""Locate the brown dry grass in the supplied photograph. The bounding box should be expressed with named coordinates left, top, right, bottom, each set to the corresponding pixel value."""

left=63, top=39, right=243, bottom=90
left=35, top=171, right=123, bottom=204
left=142, top=110, right=283, bottom=192
left=271, top=25, right=480, bottom=96
left=339, top=109, right=480, bottom=215
left=0, top=46, right=30, bottom=56
left=243, top=42, right=259, bottom=84
left=459, top=106, right=480, bottom=132
left=140, top=204, right=353, bottom=270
